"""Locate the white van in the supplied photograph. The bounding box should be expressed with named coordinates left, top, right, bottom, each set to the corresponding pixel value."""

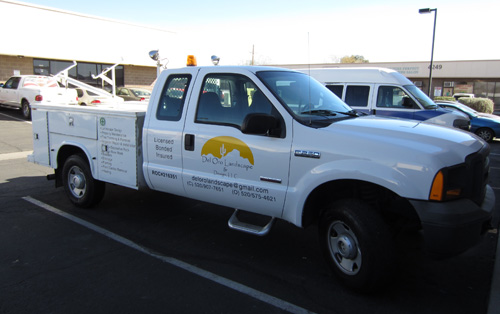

left=301, top=67, right=470, bottom=130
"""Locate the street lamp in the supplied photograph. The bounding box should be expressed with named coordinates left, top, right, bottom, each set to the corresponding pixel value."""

left=419, top=8, right=437, bottom=96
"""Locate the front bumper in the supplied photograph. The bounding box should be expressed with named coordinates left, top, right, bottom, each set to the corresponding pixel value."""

left=409, top=185, right=494, bottom=256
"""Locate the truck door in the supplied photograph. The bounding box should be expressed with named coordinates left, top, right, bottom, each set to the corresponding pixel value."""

left=142, top=67, right=200, bottom=197
left=373, top=85, right=419, bottom=119
left=182, top=69, right=292, bottom=218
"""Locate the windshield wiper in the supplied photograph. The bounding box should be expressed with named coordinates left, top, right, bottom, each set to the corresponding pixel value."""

left=331, top=110, right=359, bottom=117
left=300, top=109, right=338, bottom=116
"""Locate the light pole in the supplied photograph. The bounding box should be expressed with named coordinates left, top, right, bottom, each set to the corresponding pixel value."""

left=419, top=8, right=437, bottom=97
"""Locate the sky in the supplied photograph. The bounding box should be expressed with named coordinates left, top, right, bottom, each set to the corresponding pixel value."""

left=11, top=0, right=500, bottom=67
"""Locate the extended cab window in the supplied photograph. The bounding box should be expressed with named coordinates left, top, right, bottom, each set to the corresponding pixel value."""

left=345, top=85, right=370, bottom=107
left=157, top=75, right=191, bottom=121
left=195, top=74, right=279, bottom=132
left=376, top=86, right=417, bottom=109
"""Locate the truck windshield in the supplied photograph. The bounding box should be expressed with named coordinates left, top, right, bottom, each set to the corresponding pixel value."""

left=405, top=85, right=438, bottom=109
left=257, top=71, right=356, bottom=126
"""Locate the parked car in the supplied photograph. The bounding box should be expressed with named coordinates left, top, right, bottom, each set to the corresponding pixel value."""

left=436, top=101, right=500, bottom=142
left=453, top=93, right=475, bottom=100
left=116, top=87, right=151, bottom=102
left=76, top=88, right=123, bottom=106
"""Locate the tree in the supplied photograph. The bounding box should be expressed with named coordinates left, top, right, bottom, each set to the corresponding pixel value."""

left=340, top=55, right=369, bottom=64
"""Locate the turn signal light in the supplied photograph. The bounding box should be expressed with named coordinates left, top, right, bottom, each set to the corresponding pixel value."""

left=429, top=171, right=444, bottom=201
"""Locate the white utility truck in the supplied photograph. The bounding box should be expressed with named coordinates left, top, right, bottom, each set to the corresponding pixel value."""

left=0, top=75, right=78, bottom=119
left=28, top=64, right=494, bottom=291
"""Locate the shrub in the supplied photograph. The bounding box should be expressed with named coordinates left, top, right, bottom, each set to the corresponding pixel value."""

left=458, top=98, right=494, bottom=114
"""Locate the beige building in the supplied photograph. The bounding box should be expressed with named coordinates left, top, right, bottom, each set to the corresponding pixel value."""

left=0, top=0, right=178, bottom=89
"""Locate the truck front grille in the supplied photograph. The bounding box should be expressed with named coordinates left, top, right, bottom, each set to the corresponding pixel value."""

left=465, top=145, right=490, bottom=206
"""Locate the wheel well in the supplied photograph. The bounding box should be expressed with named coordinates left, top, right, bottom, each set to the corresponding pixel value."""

left=54, top=145, right=88, bottom=187
left=302, top=180, right=420, bottom=231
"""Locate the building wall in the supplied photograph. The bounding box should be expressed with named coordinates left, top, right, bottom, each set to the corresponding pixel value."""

left=123, top=66, right=156, bottom=89
left=0, top=55, right=34, bottom=82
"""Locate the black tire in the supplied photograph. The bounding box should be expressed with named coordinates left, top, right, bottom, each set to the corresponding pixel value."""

left=62, top=154, right=105, bottom=208
left=319, top=199, right=395, bottom=292
left=475, top=128, right=494, bottom=142
left=21, top=99, right=31, bottom=120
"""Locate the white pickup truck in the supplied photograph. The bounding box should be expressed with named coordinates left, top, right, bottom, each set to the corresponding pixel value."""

left=0, top=75, right=78, bottom=119
left=28, top=65, right=494, bottom=291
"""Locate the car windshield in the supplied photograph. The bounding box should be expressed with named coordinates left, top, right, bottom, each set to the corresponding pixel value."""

left=405, top=85, right=438, bottom=109
left=450, top=103, right=478, bottom=117
left=257, top=71, right=356, bottom=127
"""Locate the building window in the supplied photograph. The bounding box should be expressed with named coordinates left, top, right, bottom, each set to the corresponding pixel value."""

left=33, top=60, right=50, bottom=76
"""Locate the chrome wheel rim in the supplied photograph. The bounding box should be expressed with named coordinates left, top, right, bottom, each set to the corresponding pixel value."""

left=67, top=165, right=86, bottom=199
left=327, top=221, right=362, bottom=275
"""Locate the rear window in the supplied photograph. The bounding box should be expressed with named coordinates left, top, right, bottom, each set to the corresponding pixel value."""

left=23, top=76, right=59, bottom=88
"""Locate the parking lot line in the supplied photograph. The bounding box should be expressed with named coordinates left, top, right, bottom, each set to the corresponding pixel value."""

left=0, top=151, right=32, bottom=161
left=22, top=196, right=315, bottom=314
left=0, top=112, right=31, bottom=123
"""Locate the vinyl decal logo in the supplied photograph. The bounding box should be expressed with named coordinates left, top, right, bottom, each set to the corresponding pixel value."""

left=201, top=136, right=254, bottom=176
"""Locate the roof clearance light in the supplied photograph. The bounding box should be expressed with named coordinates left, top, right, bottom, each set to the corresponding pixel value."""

left=187, top=55, right=197, bottom=66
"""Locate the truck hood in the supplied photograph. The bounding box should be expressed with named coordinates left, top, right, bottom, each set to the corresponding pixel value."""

left=322, top=115, right=485, bottom=166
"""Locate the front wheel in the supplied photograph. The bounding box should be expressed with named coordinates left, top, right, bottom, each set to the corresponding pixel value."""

left=319, top=199, right=395, bottom=291
left=62, top=154, right=105, bottom=208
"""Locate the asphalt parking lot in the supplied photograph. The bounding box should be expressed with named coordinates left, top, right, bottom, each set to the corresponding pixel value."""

left=1, top=106, right=499, bottom=314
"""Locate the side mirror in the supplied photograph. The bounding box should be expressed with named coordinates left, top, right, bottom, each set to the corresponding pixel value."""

left=402, top=96, right=416, bottom=108
left=241, top=113, right=279, bottom=136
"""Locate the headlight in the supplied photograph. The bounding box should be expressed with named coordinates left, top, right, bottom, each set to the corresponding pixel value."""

left=429, top=165, right=467, bottom=201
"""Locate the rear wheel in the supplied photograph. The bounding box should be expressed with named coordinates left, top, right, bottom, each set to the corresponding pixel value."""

left=21, top=100, right=31, bottom=120
left=62, top=154, right=105, bottom=208
left=319, top=199, right=395, bottom=291
left=475, top=128, right=494, bottom=142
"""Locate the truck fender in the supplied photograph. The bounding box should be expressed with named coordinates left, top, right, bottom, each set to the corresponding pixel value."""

left=54, top=141, right=97, bottom=178
left=282, top=159, right=432, bottom=227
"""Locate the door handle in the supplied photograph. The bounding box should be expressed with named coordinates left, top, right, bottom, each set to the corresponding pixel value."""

left=185, top=134, right=194, bottom=151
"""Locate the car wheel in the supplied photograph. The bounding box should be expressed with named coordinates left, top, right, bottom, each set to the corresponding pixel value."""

left=319, top=199, right=395, bottom=291
left=62, top=154, right=105, bottom=208
left=21, top=100, right=31, bottom=120
left=475, top=128, right=494, bottom=142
